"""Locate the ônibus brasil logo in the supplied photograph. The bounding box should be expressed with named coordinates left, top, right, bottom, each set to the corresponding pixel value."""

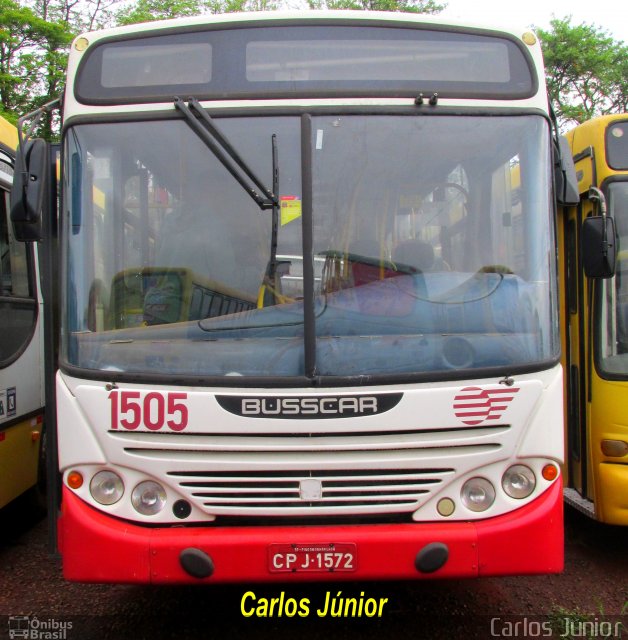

left=453, top=386, right=520, bottom=426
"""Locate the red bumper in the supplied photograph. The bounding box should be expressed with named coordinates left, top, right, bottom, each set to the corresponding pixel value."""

left=58, top=480, right=563, bottom=583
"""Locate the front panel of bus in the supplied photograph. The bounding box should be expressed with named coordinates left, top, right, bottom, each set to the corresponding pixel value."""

left=55, top=15, right=564, bottom=582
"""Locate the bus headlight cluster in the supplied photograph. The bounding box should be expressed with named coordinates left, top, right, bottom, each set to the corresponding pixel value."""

left=132, top=481, right=167, bottom=515
left=85, top=471, right=167, bottom=515
left=502, top=464, right=536, bottom=499
left=460, top=477, right=495, bottom=512
left=90, top=470, right=124, bottom=505
left=460, top=465, right=538, bottom=512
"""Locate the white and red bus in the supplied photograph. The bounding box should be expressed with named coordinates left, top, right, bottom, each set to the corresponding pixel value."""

left=12, top=11, right=579, bottom=583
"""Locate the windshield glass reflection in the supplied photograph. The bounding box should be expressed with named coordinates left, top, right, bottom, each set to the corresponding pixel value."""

left=63, top=114, right=557, bottom=380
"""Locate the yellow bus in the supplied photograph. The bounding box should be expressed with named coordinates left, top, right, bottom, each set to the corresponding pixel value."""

left=559, top=114, right=628, bottom=525
left=108, top=266, right=256, bottom=329
left=0, top=116, right=46, bottom=510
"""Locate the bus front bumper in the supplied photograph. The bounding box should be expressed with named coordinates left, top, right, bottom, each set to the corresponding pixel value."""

left=58, top=480, right=563, bottom=583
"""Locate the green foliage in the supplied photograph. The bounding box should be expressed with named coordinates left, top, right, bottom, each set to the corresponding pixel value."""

left=538, top=17, right=628, bottom=127
left=0, top=107, right=18, bottom=126
left=0, top=0, right=71, bottom=135
left=3, top=1, right=627, bottom=139
left=548, top=606, right=595, bottom=640
left=306, top=0, right=445, bottom=12
left=548, top=602, right=627, bottom=640
left=117, top=0, right=443, bottom=22
left=116, top=0, right=210, bottom=25
left=116, top=0, right=284, bottom=25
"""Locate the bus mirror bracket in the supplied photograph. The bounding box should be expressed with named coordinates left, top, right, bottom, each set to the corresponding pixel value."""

left=582, top=187, right=616, bottom=279
left=554, top=135, right=579, bottom=206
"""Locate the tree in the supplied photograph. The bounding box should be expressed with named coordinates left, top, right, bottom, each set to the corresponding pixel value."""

left=306, top=0, right=445, bottom=12
left=117, top=0, right=445, bottom=24
left=538, top=17, right=628, bottom=127
left=1, top=0, right=124, bottom=132
left=117, top=0, right=211, bottom=25
left=28, top=0, right=124, bottom=32
left=0, top=0, right=71, bottom=126
left=116, top=0, right=284, bottom=26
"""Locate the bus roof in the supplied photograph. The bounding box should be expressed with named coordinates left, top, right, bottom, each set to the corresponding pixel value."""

left=566, top=113, right=628, bottom=147
left=0, top=115, right=17, bottom=151
left=566, top=114, right=628, bottom=190
left=72, top=10, right=540, bottom=44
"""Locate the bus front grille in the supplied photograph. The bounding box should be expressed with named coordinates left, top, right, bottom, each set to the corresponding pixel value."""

left=114, top=426, right=509, bottom=517
left=167, top=467, right=455, bottom=515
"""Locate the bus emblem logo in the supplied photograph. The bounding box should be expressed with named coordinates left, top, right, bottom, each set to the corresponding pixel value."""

left=453, top=387, right=520, bottom=426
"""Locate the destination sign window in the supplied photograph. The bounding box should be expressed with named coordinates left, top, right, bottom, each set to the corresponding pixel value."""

left=102, top=42, right=212, bottom=88
left=75, top=24, right=536, bottom=104
left=246, top=38, right=510, bottom=83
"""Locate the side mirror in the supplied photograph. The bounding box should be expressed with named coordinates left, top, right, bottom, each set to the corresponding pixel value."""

left=10, top=138, right=50, bottom=241
left=582, top=215, right=616, bottom=279
left=554, top=136, right=580, bottom=206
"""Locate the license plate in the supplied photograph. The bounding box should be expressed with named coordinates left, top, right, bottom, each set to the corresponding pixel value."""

left=268, top=543, right=357, bottom=573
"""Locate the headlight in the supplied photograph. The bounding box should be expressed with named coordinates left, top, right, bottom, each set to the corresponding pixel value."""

left=502, top=465, right=536, bottom=499
left=90, top=470, right=124, bottom=505
left=461, top=477, right=495, bottom=512
left=132, top=481, right=167, bottom=515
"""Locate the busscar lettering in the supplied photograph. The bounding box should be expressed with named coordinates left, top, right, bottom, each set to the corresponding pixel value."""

left=240, top=396, right=379, bottom=416
left=219, top=392, right=402, bottom=419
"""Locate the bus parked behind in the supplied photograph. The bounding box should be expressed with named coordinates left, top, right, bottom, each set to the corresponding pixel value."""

left=0, top=115, right=45, bottom=510
left=559, top=113, right=628, bottom=525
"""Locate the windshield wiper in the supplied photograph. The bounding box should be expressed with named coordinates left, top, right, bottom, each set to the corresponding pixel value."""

left=174, top=96, right=278, bottom=210
left=174, top=96, right=284, bottom=302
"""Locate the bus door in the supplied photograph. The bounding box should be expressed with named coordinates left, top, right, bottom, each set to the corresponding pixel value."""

left=564, top=148, right=597, bottom=502
left=564, top=204, right=586, bottom=496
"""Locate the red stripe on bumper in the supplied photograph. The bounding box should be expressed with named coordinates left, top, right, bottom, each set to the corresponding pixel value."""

left=58, top=480, right=563, bottom=583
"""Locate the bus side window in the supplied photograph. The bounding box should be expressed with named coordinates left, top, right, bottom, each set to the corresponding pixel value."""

left=201, top=292, right=213, bottom=318
left=209, top=294, right=222, bottom=318
left=189, top=287, right=203, bottom=319
left=0, top=189, right=37, bottom=365
left=1, top=191, right=30, bottom=297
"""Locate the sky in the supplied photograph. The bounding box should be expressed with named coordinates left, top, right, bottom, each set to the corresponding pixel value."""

left=438, top=0, right=628, bottom=44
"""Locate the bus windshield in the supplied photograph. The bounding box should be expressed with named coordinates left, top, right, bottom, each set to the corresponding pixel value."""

left=599, top=181, right=628, bottom=377
left=63, top=113, right=557, bottom=381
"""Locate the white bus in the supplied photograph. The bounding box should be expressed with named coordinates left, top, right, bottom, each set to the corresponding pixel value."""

left=0, top=115, right=45, bottom=510
left=12, top=11, right=580, bottom=582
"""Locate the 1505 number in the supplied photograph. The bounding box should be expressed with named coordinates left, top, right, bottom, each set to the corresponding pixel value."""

left=109, top=390, right=188, bottom=431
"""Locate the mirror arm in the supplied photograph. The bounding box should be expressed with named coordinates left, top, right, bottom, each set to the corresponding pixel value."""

left=17, top=97, right=61, bottom=141
left=16, top=97, right=62, bottom=168
left=588, top=186, right=610, bottom=260
left=588, top=186, right=607, bottom=217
